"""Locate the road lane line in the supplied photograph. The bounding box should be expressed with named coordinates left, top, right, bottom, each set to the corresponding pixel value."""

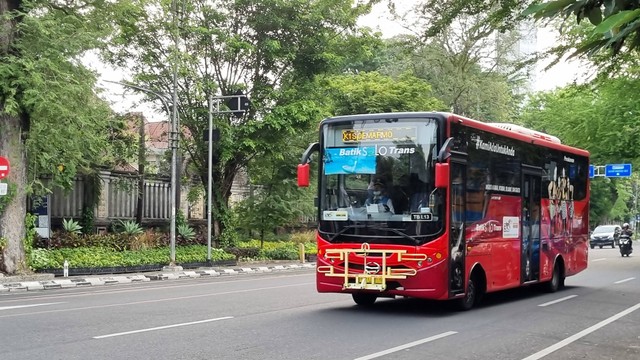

left=0, top=302, right=64, bottom=311
left=591, top=258, right=606, bottom=262
left=354, top=331, right=457, bottom=360
left=538, top=295, right=577, bottom=307
left=521, top=303, right=640, bottom=360
left=0, top=283, right=312, bottom=319
left=614, top=277, right=635, bottom=284
left=93, top=316, right=233, bottom=339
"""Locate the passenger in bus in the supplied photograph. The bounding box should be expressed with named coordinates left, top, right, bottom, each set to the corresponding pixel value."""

left=365, top=178, right=395, bottom=213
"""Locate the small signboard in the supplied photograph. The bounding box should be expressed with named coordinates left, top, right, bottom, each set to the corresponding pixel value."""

left=0, top=156, right=9, bottom=179
left=31, top=196, right=51, bottom=239
left=605, top=163, right=632, bottom=178
left=0, top=183, right=7, bottom=196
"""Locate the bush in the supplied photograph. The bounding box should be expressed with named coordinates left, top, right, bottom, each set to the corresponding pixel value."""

left=118, top=220, right=144, bottom=236
left=177, top=223, right=196, bottom=241
left=28, top=245, right=236, bottom=270
left=260, top=244, right=299, bottom=260
left=289, top=230, right=316, bottom=244
left=62, top=218, right=82, bottom=234
left=224, top=247, right=262, bottom=260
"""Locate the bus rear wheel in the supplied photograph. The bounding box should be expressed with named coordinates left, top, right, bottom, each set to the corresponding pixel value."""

left=545, top=263, right=564, bottom=293
left=352, top=293, right=377, bottom=306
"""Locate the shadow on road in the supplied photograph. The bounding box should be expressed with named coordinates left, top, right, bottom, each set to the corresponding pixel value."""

left=313, top=284, right=580, bottom=318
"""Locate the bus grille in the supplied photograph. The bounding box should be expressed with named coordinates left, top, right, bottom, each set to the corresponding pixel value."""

left=317, top=243, right=427, bottom=291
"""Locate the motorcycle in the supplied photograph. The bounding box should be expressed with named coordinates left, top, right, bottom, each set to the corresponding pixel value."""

left=619, top=235, right=633, bottom=257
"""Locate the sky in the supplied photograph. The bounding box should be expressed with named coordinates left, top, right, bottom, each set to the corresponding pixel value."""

left=88, top=1, right=587, bottom=121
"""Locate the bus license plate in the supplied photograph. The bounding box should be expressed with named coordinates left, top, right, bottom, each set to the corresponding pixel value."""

left=410, top=213, right=432, bottom=221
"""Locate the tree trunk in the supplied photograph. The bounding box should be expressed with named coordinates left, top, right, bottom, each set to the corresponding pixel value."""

left=0, top=112, right=27, bottom=274
left=1, top=0, right=27, bottom=275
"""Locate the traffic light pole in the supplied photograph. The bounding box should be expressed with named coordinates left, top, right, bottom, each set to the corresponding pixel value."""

left=206, top=94, right=248, bottom=262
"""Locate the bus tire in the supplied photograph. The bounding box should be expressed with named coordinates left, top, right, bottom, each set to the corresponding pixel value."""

left=457, top=277, right=477, bottom=311
left=352, top=293, right=377, bottom=306
left=545, top=262, right=564, bottom=293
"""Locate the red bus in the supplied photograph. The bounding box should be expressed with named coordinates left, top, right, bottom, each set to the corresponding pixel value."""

left=297, top=112, right=589, bottom=310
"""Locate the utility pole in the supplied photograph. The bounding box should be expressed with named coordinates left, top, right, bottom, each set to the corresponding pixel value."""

left=170, top=0, right=179, bottom=267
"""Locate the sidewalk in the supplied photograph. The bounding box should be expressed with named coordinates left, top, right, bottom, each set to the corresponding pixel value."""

left=0, top=262, right=316, bottom=293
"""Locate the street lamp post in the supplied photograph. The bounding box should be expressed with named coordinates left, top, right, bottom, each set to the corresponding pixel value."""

left=105, top=80, right=179, bottom=267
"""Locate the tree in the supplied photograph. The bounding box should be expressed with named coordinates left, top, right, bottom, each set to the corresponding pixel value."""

left=377, top=1, right=529, bottom=121
left=103, top=0, right=381, bottom=243
left=402, top=1, right=640, bottom=63
left=0, top=1, right=131, bottom=274
left=524, top=0, right=640, bottom=57
left=519, top=75, right=640, bottom=223
left=320, top=71, right=446, bottom=115
left=373, top=35, right=522, bottom=122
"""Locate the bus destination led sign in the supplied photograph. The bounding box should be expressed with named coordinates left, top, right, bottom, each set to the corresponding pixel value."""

left=342, top=127, right=417, bottom=143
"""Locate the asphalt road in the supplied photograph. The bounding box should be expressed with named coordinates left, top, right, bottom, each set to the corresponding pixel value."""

left=0, top=247, right=638, bottom=360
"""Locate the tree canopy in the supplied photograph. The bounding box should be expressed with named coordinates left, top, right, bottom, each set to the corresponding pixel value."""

left=102, top=0, right=382, bottom=242
left=1, top=0, right=134, bottom=273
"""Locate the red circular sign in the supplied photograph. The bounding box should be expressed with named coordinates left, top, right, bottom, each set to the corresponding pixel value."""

left=0, top=156, right=10, bottom=179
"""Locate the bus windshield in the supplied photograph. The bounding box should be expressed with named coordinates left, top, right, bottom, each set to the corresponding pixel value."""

left=319, top=117, right=444, bottom=245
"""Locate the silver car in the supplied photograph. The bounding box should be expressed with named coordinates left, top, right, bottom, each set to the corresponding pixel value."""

left=590, top=225, right=621, bottom=249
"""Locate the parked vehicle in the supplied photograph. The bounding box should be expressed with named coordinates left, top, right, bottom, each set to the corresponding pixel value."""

left=590, top=225, right=621, bottom=249
left=619, top=234, right=633, bottom=257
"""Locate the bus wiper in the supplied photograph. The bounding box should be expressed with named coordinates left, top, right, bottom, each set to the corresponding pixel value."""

left=325, top=224, right=368, bottom=242
left=369, top=226, right=420, bottom=245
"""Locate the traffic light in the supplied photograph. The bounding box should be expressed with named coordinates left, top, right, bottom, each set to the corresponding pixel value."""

left=225, top=90, right=250, bottom=118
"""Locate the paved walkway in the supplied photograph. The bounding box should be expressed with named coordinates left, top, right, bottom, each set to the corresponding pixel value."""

left=0, top=262, right=316, bottom=292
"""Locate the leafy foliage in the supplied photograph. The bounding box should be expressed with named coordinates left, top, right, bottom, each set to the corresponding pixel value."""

left=320, top=71, right=446, bottom=115
left=177, top=223, right=196, bottom=241
left=118, top=220, right=144, bottom=236
left=28, top=245, right=235, bottom=270
left=62, top=219, right=83, bottom=234
left=407, top=0, right=640, bottom=64
left=524, top=0, right=640, bottom=57
left=0, top=0, right=140, bottom=273
left=520, top=75, right=640, bottom=223
left=102, top=0, right=380, bottom=241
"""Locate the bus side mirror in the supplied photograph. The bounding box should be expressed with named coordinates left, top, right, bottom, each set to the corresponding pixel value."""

left=435, top=163, right=449, bottom=189
left=298, top=163, right=310, bottom=187
left=298, top=142, right=319, bottom=188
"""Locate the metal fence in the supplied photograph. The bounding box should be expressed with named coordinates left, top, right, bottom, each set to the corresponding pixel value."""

left=49, top=172, right=178, bottom=221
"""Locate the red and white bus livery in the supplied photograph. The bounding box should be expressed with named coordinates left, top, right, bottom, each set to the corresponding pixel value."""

left=298, top=112, right=589, bottom=309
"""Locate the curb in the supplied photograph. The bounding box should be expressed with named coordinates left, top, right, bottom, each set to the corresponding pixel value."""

left=0, top=263, right=316, bottom=293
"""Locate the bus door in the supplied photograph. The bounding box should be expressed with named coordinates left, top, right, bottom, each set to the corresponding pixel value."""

left=522, top=167, right=542, bottom=283
left=449, top=160, right=466, bottom=295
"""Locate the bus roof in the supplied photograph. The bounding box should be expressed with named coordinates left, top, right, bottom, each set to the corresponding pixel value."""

left=321, top=112, right=589, bottom=158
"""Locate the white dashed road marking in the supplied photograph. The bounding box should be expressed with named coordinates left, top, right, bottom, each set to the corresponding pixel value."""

left=93, top=316, right=234, bottom=339
left=354, top=331, right=458, bottom=360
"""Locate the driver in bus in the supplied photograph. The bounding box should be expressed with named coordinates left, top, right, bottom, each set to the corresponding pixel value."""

left=365, top=178, right=395, bottom=213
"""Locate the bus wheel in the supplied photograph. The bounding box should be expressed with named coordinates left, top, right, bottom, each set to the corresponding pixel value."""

left=457, top=277, right=477, bottom=311
left=352, top=293, right=377, bottom=306
left=545, top=263, right=564, bottom=293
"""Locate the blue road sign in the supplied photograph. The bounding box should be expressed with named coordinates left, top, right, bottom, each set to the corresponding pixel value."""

left=589, top=165, right=594, bottom=178
left=605, top=163, right=632, bottom=177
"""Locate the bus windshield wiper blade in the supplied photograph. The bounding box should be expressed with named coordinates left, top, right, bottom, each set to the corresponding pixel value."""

left=369, top=226, right=420, bottom=245
left=323, top=224, right=368, bottom=242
